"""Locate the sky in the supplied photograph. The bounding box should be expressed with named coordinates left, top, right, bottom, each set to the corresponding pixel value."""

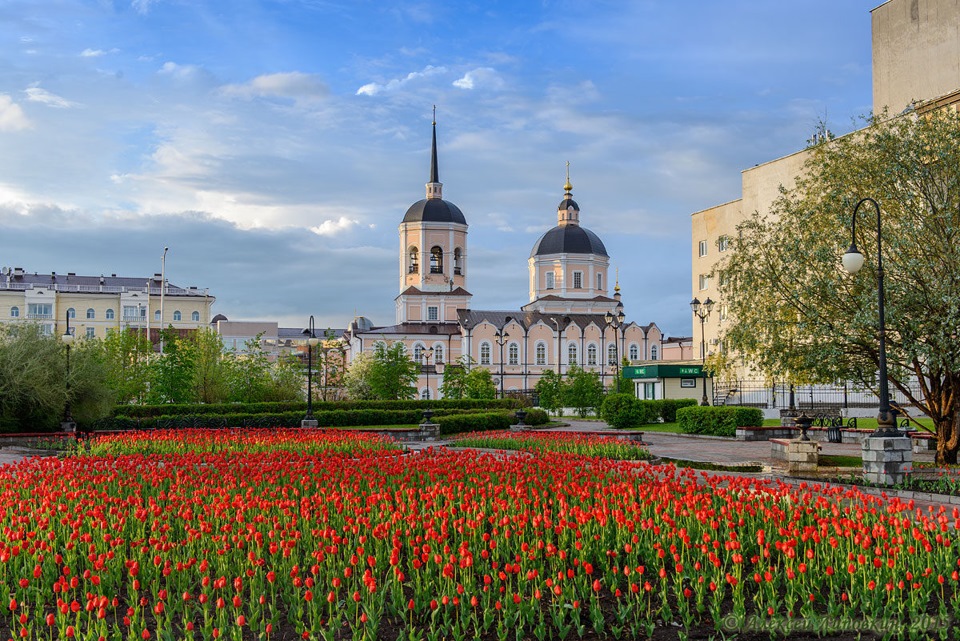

left=0, top=0, right=879, bottom=337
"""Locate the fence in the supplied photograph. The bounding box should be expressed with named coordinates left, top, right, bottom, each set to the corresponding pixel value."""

left=713, top=379, right=923, bottom=412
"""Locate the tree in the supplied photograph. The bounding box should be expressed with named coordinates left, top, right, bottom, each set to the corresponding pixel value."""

left=439, top=358, right=470, bottom=400
left=564, top=366, right=605, bottom=418
left=717, top=109, right=960, bottom=463
left=224, top=333, right=274, bottom=403
left=67, top=338, right=115, bottom=424
left=146, top=329, right=195, bottom=404
left=464, top=367, right=497, bottom=400
left=535, top=370, right=565, bottom=416
left=268, top=353, right=307, bottom=402
left=343, top=353, right=376, bottom=400
left=101, top=328, right=152, bottom=404
left=0, top=324, right=66, bottom=431
left=367, top=342, right=420, bottom=400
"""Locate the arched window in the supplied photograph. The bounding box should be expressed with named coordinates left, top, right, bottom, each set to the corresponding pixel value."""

left=408, top=246, right=419, bottom=274
left=508, top=343, right=519, bottom=366
left=608, top=344, right=617, bottom=365
left=105, top=309, right=115, bottom=320
left=433, top=344, right=444, bottom=364
left=154, top=310, right=161, bottom=321
left=587, top=344, right=597, bottom=366
left=192, top=311, right=200, bottom=322
left=430, top=246, right=443, bottom=274
left=420, top=388, right=429, bottom=400
left=567, top=343, right=578, bottom=366
left=629, top=344, right=639, bottom=360
left=650, top=345, right=659, bottom=361
left=454, top=248, right=463, bottom=275
left=480, top=341, right=491, bottom=365
left=545, top=272, right=555, bottom=290
left=173, top=310, right=182, bottom=321
left=10, top=306, right=19, bottom=318
left=66, top=308, right=76, bottom=319
left=413, top=343, right=425, bottom=362
left=86, top=308, right=95, bottom=319
left=535, top=342, right=547, bottom=366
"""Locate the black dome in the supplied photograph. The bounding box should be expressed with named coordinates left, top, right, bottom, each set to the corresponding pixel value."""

left=530, top=225, right=608, bottom=257
left=558, top=198, right=580, bottom=211
left=403, top=199, right=467, bottom=224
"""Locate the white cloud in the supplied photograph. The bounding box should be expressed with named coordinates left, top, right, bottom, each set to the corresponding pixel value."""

left=158, top=61, right=203, bottom=80
left=81, top=48, right=108, bottom=58
left=221, top=72, right=328, bottom=102
left=0, top=95, right=30, bottom=131
left=24, top=87, right=78, bottom=109
left=311, top=216, right=359, bottom=236
left=356, top=65, right=446, bottom=96
left=452, top=67, right=503, bottom=91
left=131, top=0, right=157, bottom=14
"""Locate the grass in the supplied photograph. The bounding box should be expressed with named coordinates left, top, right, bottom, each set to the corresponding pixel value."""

left=819, top=454, right=862, bottom=468
left=761, top=416, right=935, bottom=431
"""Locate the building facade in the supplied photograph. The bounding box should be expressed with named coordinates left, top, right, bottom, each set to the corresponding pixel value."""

left=345, top=119, right=666, bottom=400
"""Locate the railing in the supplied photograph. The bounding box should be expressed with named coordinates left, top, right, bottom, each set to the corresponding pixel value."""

left=0, top=282, right=209, bottom=296
left=713, top=379, right=924, bottom=411
left=26, top=313, right=53, bottom=320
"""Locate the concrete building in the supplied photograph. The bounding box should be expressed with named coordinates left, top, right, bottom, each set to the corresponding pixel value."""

left=0, top=266, right=214, bottom=341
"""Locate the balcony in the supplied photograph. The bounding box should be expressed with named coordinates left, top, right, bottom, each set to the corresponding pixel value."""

left=27, top=313, right=53, bottom=320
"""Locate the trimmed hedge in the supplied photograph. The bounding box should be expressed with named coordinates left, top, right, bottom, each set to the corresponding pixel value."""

left=600, top=396, right=701, bottom=429
left=436, top=412, right=513, bottom=435
left=521, top=408, right=550, bottom=426
left=676, top=406, right=764, bottom=437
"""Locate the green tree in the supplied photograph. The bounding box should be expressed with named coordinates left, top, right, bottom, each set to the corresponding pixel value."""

left=146, top=329, right=195, bottom=404
left=0, top=324, right=65, bottom=431
left=617, top=357, right=636, bottom=397
left=535, top=370, right=565, bottom=416
left=268, top=353, right=306, bottom=402
left=439, top=358, right=470, bottom=400
left=717, top=109, right=960, bottom=463
left=67, top=338, right=116, bottom=424
left=367, top=342, right=419, bottom=400
left=465, top=367, right=497, bottom=400
left=224, top=333, right=274, bottom=402
left=185, top=328, right=229, bottom=404
left=101, top=328, right=153, bottom=404
left=564, top=366, right=605, bottom=418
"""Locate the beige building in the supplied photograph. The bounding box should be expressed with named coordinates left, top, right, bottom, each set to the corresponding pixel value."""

left=691, top=0, right=960, bottom=380
left=345, top=119, right=669, bottom=400
left=0, top=266, right=215, bottom=342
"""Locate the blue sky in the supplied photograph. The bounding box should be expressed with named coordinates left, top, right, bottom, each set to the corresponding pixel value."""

left=0, top=0, right=878, bottom=336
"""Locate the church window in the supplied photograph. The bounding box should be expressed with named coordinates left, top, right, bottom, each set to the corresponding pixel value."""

left=535, top=342, right=547, bottom=366
left=433, top=344, right=444, bottom=364
left=597, top=273, right=603, bottom=291
left=629, top=344, right=639, bottom=360
left=192, top=311, right=200, bottom=322
left=430, top=246, right=444, bottom=274
left=545, top=272, right=555, bottom=290
left=573, top=271, right=583, bottom=289
left=608, top=343, right=617, bottom=365
left=428, top=306, right=439, bottom=321
left=173, top=310, right=182, bottom=321
left=651, top=345, right=659, bottom=361
left=587, top=344, right=597, bottom=366
left=154, top=310, right=161, bottom=321
left=508, top=343, right=519, bottom=366
left=480, top=342, right=492, bottom=365
left=454, top=248, right=463, bottom=275
left=568, top=343, right=578, bottom=365
left=413, top=343, right=425, bottom=362
left=408, top=247, right=419, bottom=274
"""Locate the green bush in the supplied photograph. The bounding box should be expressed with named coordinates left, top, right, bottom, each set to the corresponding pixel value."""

left=600, top=394, right=645, bottom=429
left=436, top=412, right=513, bottom=435
left=521, top=408, right=550, bottom=426
left=655, top=398, right=699, bottom=423
left=676, top=406, right=763, bottom=437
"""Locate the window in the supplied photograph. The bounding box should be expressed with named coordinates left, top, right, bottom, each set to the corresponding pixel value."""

left=651, top=345, right=659, bottom=361
left=66, top=308, right=76, bottom=319
left=433, top=345, right=444, bottom=364
left=430, top=246, right=443, bottom=274
left=413, top=343, right=425, bottom=362
left=480, top=342, right=492, bottom=365
left=629, top=344, right=639, bottom=360
left=123, top=306, right=140, bottom=321
left=420, top=388, right=429, bottom=400
left=154, top=310, right=161, bottom=321
left=86, top=308, right=95, bottom=319
left=643, top=382, right=656, bottom=400
left=698, top=240, right=708, bottom=257
left=408, top=247, right=419, bottom=274
left=597, top=273, right=603, bottom=291
left=9, top=306, right=18, bottom=318
left=535, top=342, right=547, bottom=366
left=719, top=305, right=728, bottom=321
left=545, top=272, right=555, bottom=290
left=173, top=310, right=182, bottom=321
left=568, top=343, right=578, bottom=365
left=573, top=271, right=583, bottom=289
left=699, top=274, right=709, bottom=290
left=587, top=344, right=597, bottom=366
left=427, top=306, right=439, bottom=321
left=86, top=327, right=95, bottom=339
left=718, top=236, right=730, bottom=252
left=607, top=344, right=617, bottom=365
left=508, top=343, right=519, bottom=366
left=40, top=324, right=53, bottom=336
left=105, top=309, right=115, bottom=320
left=28, top=303, right=52, bottom=319
left=454, top=248, right=463, bottom=275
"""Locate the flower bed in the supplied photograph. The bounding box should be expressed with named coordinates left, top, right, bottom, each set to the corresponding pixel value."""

left=450, top=429, right=653, bottom=460
left=0, top=429, right=956, bottom=639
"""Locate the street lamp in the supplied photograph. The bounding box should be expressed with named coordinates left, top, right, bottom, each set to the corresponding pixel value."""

left=549, top=316, right=570, bottom=377
left=494, top=328, right=510, bottom=398
left=424, top=347, right=435, bottom=400
left=604, top=306, right=626, bottom=393
left=61, top=312, right=76, bottom=432
left=302, top=316, right=319, bottom=424
left=159, top=247, right=168, bottom=353
left=690, top=297, right=715, bottom=406
left=841, top=197, right=897, bottom=437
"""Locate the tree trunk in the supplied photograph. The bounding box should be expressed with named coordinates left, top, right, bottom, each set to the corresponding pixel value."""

left=936, top=413, right=960, bottom=465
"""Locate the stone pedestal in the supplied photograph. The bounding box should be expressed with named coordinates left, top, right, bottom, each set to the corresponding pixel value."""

left=61, top=420, right=77, bottom=434
left=301, top=419, right=319, bottom=427
left=862, top=436, right=912, bottom=485
left=417, top=422, right=440, bottom=441
left=786, top=440, right=819, bottom=474
left=509, top=424, right=532, bottom=432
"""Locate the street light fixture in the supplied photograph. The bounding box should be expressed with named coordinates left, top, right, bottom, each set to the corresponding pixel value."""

left=61, top=312, right=76, bottom=433
left=494, top=327, right=510, bottom=398
left=424, top=347, right=435, bottom=400
left=302, top=316, right=319, bottom=424
left=604, top=306, right=626, bottom=393
left=841, top=197, right=897, bottom=438
left=690, top=297, right=715, bottom=406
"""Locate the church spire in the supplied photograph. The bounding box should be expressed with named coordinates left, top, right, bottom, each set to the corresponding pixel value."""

left=426, top=106, right=443, bottom=199
left=557, top=160, right=580, bottom=226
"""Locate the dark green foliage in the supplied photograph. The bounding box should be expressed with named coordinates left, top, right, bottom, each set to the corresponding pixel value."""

left=652, top=398, right=699, bottom=423
left=676, top=406, right=763, bottom=437
left=110, top=398, right=521, bottom=418
left=600, top=394, right=645, bottom=429
left=521, top=408, right=550, bottom=426
left=436, top=412, right=513, bottom=435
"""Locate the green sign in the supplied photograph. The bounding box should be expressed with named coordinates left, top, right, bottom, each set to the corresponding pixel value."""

left=623, top=364, right=705, bottom=379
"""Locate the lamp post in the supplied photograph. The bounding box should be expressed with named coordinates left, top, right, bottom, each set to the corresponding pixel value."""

left=61, top=313, right=75, bottom=432
left=424, top=347, right=434, bottom=400
left=494, top=328, right=509, bottom=398
left=302, top=316, right=319, bottom=425
left=159, top=247, right=168, bottom=353
left=690, top=297, right=715, bottom=406
left=549, top=316, right=570, bottom=377
left=604, top=307, right=626, bottom=393
left=841, top=197, right=897, bottom=437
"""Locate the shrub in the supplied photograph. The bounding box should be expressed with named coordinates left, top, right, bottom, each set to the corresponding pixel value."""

left=436, top=412, right=512, bottom=435
left=655, top=398, right=699, bottom=423
left=521, top=408, right=550, bottom=426
left=600, top=394, right=645, bottom=429
left=676, top=406, right=763, bottom=437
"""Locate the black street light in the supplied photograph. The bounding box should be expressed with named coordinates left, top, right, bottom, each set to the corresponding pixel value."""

left=604, top=306, right=626, bottom=393
left=494, top=327, right=510, bottom=398
left=690, top=297, right=715, bottom=406
left=302, top=316, right=319, bottom=424
left=61, top=313, right=76, bottom=433
left=549, top=316, right=570, bottom=377
left=842, top=197, right=897, bottom=438
left=424, top=347, right=434, bottom=399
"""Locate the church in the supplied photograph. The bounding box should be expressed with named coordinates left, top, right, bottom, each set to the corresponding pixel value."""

left=343, top=118, right=664, bottom=399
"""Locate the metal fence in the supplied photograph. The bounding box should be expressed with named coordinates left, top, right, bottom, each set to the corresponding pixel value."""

left=713, top=379, right=923, bottom=411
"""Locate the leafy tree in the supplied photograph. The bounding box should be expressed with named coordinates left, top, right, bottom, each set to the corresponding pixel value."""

left=67, top=338, right=115, bottom=424
left=616, top=357, right=636, bottom=397
left=535, top=370, right=565, bottom=416
left=717, top=109, right=960, bottom=463
left=465, top=367, right=497, bottom=400
left=185, top=328, right=230, bottom=404
left=101, top=328, right=152, bottom=404
left=0, top=324, right=65, bottom=431
left=146, top=329, right=195, bottom=404
left=439, top=358, right=470, bottom=400
left=268, top=353, right=306, bottom=402
left=343, top=352, right=376, bottom=400
left=564, top=366, right=605, bottom=418
left=224, top=333, right=274, bottom=403
left=367, top=342, right=419, bottom=400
